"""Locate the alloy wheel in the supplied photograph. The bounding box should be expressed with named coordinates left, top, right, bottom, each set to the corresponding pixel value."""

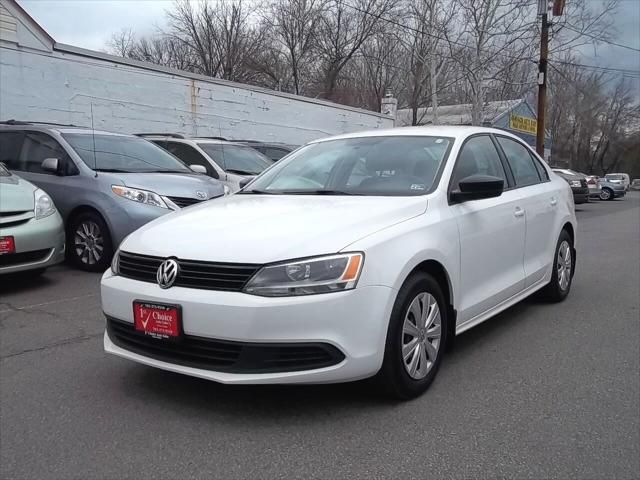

left=600, top=189, right=611, bottom=200
left=401, top=292, right=442, bottom=380
left=74, top=220, right=104, bottom=265
left=557, top=240, right=572, bottom=291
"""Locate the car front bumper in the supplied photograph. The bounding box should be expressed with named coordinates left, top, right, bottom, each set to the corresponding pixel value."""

left=613, top=189, right=626, bottom=198
left=101, top=270, right=396, bottom=384
left=0, top=211, right=65, bottom=274
left=572, top=190, right=589, bottom=204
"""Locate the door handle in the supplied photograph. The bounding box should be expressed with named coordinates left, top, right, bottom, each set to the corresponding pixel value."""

left=514, top=207, right=525, bottom=218
left=550, top=197, right=557, bottom=206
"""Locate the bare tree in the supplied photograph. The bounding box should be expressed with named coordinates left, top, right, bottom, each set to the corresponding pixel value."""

left=264, top=0, right=325, bottom=95
left=314, top=0, right=398, bottom=100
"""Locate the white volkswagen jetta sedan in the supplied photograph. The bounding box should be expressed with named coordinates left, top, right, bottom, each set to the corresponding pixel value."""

left=102, top=126, right=576, bottom=399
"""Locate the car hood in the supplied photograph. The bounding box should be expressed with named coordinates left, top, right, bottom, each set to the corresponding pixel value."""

left=0, top=174, right=36, bottom=211
left=111, top=172, right=225, bottom=199
left=121, top=195, right=428, bottom=263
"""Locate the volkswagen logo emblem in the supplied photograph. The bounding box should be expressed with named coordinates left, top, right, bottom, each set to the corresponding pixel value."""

left=157, top=258, right=179, bottom=289
left=196, top=191, right=207, bottom=200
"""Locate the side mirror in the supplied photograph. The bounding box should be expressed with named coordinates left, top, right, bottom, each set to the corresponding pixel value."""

left=190, top=164, right=207, bottom=174
left=450, top=175, right=504, bottom=203
left=41, top=158, right=60, bottom=174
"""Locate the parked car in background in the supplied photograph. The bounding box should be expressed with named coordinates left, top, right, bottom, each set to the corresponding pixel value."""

left=139, top=134, right=273, bottom=192
left=604, top=173, right=630, bottom=191
left=234, top=140, right=298, bottom=162
left=552, top=168, right=589, bottom=204
left=102, top=126, right=577, bottom=400
left=598, top=177, right=626, bottom=201
left=583, top=174, right=602, bottom=199
left=0, top=163, right=64, bottom=276
left=0, top=121, right=226, bottom=272
left=631, top=179, right=640, bottom=190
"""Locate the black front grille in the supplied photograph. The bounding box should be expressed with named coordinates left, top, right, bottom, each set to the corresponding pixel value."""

left=580, top=179, right=587, bottom=188
left=167, top=196, right=203, bottom=208
left=107, top=318, right=345, bottom=373
left=118, top=251, right=261, bottom=291
left=0, top=249, right=50, bottom=267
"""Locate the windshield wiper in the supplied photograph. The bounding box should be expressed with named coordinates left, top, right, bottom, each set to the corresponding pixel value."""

left=226, top=168, right=258, bottom=176
left=94, top=168, right=131, bottom=173
left=144, top=169, right=190, bottom=173
left=237, top=189, right=279, bottom=195
left=280, top=189, right=363, bottom=195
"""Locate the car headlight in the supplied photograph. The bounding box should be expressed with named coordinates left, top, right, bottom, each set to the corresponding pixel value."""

left=34, top=188, right=56, bottom=219
left=111, top=185, right=168, bottom=209
left=111, top=249, right=120, bottom=275
left=243, top=252, right=364, bottom=297
left=569, top=180, right=582, bottom=187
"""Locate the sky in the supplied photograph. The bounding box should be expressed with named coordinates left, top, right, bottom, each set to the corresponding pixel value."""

left=17, top=0, right=640, bottom=84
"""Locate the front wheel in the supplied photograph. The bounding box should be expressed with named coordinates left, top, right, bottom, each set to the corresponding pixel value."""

left=375, top=273, right=448, bottom=400
left=600, top=187, right=613, bottom=201
left=539, top=229, right=574, bottom=302
left=68, top=212, right=113, bottom=272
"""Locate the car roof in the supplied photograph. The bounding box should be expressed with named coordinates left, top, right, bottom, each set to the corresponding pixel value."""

left=0, top=123, right=135, bottom=137
left=138, top=135, right=248, bottom=146
left=309, top=125, right=523, bottom=144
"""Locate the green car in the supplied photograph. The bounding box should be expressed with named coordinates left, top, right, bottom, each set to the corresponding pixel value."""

left=0, top=163, right=65, bottom=276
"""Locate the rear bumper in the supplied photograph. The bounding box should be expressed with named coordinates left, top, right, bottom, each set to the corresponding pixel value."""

left=613, top=190, right=626, bottom=198
left=0, top=212, right=65, bottom=274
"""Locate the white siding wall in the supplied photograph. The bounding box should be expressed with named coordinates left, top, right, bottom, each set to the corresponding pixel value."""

left=0, top=45, right=392, bottom=144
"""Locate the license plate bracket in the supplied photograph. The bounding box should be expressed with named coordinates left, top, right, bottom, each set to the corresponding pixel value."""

left=133, top=301, right=182, bottom=339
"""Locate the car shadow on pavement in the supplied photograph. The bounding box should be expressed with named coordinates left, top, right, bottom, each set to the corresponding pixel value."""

left=0, top=271, right=57, bottom=295
left=120, top=296, right=547, bottom=418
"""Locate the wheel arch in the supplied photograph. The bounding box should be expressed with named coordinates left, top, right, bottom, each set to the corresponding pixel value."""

left=66, top=205, right=114, bottom=245
left=405, top=259, right=457, bottom=349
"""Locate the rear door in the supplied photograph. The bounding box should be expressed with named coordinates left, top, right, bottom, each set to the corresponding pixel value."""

left=495, top=135, right=557, bottom=287
left=450, top=135, right=526, bottom=324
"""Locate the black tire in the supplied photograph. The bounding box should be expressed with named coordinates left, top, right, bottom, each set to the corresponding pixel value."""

left=600, top=187, right=613, bottom=201
left=68, top=211, right=113, bottom=272
left=375, top=272, right=449, bottom=400
left=538, top=229, right=574, bottom=302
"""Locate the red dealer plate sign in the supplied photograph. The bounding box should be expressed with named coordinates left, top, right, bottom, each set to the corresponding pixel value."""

left=0, top=236, right=15, bottom=255
left=133, top=301, right=181, bottom=339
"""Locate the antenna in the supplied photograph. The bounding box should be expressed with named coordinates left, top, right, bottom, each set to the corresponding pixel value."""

left=90, top=103, right=98, bottom=177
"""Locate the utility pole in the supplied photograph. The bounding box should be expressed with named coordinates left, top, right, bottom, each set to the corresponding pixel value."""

left=536, top=8, right=549, bottom=156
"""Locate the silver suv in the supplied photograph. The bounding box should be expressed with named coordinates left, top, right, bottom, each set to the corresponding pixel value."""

left=0, top=121, right=226, bottom=271
left=139, top=134, right=273, bottom=192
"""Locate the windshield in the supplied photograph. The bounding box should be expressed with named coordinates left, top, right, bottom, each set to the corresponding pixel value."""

left=198, top=143, right=272, bottom=175
left=62, top=134, right=192, bottom=173
left=0, top=163, right=9, bottom=176
left=243, top=136, right=452, bottom=196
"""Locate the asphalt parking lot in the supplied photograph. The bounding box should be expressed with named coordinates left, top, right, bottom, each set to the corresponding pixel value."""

left=1, top=193, right=639, bottom=480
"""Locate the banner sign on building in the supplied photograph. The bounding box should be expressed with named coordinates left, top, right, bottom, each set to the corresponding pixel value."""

left=509, top=114, right=537, bottom=135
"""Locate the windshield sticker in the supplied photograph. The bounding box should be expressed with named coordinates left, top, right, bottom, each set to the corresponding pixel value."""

left=410, top=184, right=426, bottom=190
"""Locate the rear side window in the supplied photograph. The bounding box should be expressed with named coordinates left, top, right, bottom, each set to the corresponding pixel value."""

left=451, top=135, right=507, bottom=190
left=530, top=152, right=549, bottom=181
left=0, top=132, right=24, bottom=169
left=496, top=137, right=541, bottom=187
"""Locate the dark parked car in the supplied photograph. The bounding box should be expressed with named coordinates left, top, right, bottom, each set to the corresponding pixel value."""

left=552, top=168, right=589, bottom=204
left=234, top=140, right=297, bottom=162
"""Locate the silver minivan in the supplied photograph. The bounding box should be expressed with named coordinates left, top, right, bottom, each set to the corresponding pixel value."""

left=0, top=121, right=226, bottom=271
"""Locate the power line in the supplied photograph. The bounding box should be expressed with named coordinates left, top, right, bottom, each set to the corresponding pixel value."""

left=550, top=59, right=640, bottom=77
left=559, top=24, right=640, bottom=53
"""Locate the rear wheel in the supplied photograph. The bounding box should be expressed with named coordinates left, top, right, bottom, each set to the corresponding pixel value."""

left=68, top=211, right=113, bottom=272
left=375, top=273, right=448, bottom=400
left=539, top=229, right=574, bottom=302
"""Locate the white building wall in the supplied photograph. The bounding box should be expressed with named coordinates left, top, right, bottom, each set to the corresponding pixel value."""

left=0, top=42, right=392, bottom=145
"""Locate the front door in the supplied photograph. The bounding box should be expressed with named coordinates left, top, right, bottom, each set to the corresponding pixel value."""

left=449, top=135, right=526, bottom=325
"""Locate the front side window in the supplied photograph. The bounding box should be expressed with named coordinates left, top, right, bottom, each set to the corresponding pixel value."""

left=162, top=142, right=218, bottom=178
left=497, top=136, right=541, bottom=187
left=244, top=136, right=452, bottom=196
left=18, top=132, right=71, bottom=175
left=198, top=143, right=272, bottom=176
left=0, top=132, right=24, bottom=170
left=451, top=136, right=507, bottom=190
left=62, top=134, right=192, bottom=173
